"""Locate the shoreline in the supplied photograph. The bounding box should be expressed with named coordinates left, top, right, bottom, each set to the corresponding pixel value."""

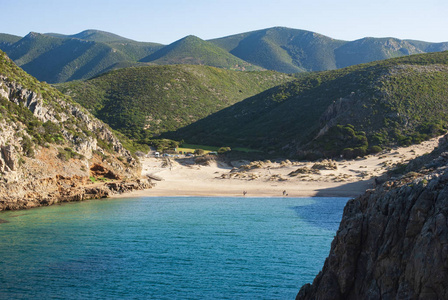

left=112, top=179, right=372, bottom=199
left=113, top=136, right=442, bottom=200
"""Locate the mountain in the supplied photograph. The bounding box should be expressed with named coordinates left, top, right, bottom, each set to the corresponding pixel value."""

left=55, top=65, right=293, bottom=143
left=0, top=33, right=21, bottom=48
left=210, top=27, right=345, bottom=73
left=140, top=35, right=260, bottom=71
left=297, top=133, right=448, bottom=299
left=2, top=27, right=448, bottom=82
left=0, top=50, right=150, bottom=210
left=166, top=51, right=448, bottom=158
left=0, top=31, right=163, bottom=83
left=210, top=27, right=448, bottom=73
left=45, top=29, right=135, bottom=43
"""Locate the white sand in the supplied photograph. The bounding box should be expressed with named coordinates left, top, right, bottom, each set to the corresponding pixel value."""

left=116, top=136, right=441, bottom=199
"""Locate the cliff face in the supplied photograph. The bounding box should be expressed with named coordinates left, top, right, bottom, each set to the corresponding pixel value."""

left=297, top=135, right=448, bottom=299
left=0, top=51, right=150, bottom=210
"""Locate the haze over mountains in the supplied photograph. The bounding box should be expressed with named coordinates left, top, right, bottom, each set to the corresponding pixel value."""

left=1, top=27, right=448, bottom=83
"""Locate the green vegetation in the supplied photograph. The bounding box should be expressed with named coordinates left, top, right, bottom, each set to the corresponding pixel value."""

left=57, top=147, right=84, bottom=161
left=0, top=31, right=163, bottom=83
left=3, top=27, right=448, bottom=83
left=210, top=27, right=344, bottom=73
left=0, top=50, right=135, bottom=158
left=56, top=64, right=293, bottom=146
left=166, top=51, right=448, bottom=158
left=0, top=33, right=21, bottom=47
left=210, top=27, right=447, bottom=74
left=140, top=35, right=260, bottom=71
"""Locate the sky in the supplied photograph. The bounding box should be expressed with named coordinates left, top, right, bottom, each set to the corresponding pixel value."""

left=3, top=0, right=448, bottom=44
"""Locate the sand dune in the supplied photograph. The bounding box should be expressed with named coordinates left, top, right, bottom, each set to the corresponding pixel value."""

left=116, top=136, right=441, bottom=199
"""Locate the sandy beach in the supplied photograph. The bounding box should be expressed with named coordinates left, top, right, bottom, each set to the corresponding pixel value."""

left=116, top=136, right=441, bottom=199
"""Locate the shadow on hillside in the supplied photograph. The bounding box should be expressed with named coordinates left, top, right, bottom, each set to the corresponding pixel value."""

left=314, top=179, right=373, bottom=198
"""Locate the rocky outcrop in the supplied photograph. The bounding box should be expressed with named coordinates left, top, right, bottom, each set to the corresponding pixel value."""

left=315, top=94, right=356, bottom=139
left=297, top=136, right=448, bottom=299
left=0, top=145, right=17, bottom=172
left=0, top=51, right=149, bottom=210
left=0, top=176, right=152, bottom=211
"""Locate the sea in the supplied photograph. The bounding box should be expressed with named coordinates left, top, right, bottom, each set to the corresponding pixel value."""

left=0, top=196, right=349, bottom=300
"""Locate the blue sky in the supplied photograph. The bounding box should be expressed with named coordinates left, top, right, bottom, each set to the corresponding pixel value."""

left=4, top=0, right=448, bottom=44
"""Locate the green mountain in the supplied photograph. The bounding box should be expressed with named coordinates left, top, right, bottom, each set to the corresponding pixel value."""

left=0, top=31, right=163, bottom=83
left=45, top=29, right=164, bottom=61
left=166, top=51, right=448, bottom=158
left=334, top=37, right=424, bottom=68
left=0, top=33, right=21, bottom=48
left=55, top=65, right=293, bottom=143
left=140, top=35, right=260, bottom=71
left=210, top=27, right=345, bottom=73
left=45, top=29, right=135, bottom=42
left=2, top=27, right=448, bottom=83
left=210, top=27, right=448, bottom=73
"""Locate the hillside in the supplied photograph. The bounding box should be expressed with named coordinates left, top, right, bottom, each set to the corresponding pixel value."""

left=210, top=27, right=448, bottom=73
left=0, top=31, right=163, bottom=83
left=140, top=35, right=260, bottom=71
left=210, top=27, right=345, bottom=73
left=167, top=51, right=448, bottom=158
left=0, top=33, right=21, bottom=48
left=55, top=65, right=293, bottom=144
left=0, top=50, right=150, bottom=210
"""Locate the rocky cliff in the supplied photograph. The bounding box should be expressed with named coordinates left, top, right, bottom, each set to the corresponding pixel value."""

left=0, top=50, right=151, bottom=211
left=297, top=135, right=448, bottom=299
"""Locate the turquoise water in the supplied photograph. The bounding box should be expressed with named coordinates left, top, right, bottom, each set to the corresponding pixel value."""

left=0, top=196, right=348, bottom=299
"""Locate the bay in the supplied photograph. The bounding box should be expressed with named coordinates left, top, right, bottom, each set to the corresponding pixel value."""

left=0, top=196, right=348, bottom=299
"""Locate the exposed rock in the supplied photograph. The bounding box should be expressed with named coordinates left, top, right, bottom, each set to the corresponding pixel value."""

left=90, top=163, right=121, bottom=180
left=0, top=145, right=17, bottom=172
left=0, top=176, right=152, bottom=211
left=297, top=135, right=448, bottom=300
left=0, top=52, right=148, bottom=210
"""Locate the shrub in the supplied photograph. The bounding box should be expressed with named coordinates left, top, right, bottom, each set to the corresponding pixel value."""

left=368, top=145, right=383, bottom=154
left=57, top=147, right=84, bottom=161
left=218, top=147, right=231, bottom=154
left=21, top=135, right=35, bottom=157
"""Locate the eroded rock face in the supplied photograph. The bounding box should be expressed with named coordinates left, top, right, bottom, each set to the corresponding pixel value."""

left=297, top=137, right=448, bottom=300
left=0, top=145, right=16, bottom=172
left=0, top=64, right=146, bottom=209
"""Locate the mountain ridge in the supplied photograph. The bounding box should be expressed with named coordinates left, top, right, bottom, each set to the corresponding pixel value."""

left=2, top=27, right=448, bottom=82
left=140, top=35, right=260, bottom=71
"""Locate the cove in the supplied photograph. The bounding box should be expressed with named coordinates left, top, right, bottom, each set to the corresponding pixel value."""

left=0, top=196, right=348, bottom=299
